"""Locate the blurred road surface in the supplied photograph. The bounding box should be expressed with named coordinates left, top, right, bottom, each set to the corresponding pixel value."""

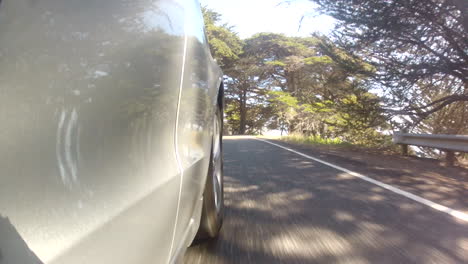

left=184, top=137, right=468, bottom=264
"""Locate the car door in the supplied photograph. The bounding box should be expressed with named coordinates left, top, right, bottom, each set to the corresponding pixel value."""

left=169, top=0, right=224, bottom=258
left=0, top=0, right=187, bottom=263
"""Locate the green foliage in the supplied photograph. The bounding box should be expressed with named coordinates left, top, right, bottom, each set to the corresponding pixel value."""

left=266, top=60, right=287, bottom=67
left=308, top=0, right=468, bottom=134
left=269, top=91, right=299, bottom=108
left=303, top=56, right=333, bottom=65
left=202, top=7, right=243, bottom=68
left=280, top=134, right=349, bottom=146
left=280, top=132, right=398, bottom=151
left=203, top=7, right=390, bottom=144
left=259, top=35, right=387, bottom=144
left=203, top=1, right=468, bottom=152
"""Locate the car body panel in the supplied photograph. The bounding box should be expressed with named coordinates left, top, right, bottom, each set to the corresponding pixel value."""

left=170, top=0, right=223, bottom=259
left=0, top=0, right=222, bottom=263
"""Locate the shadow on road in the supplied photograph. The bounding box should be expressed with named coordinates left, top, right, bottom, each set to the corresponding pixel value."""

left=184, top=138, right=468, bottom=264
left=273, top=139, right=468, bottom=214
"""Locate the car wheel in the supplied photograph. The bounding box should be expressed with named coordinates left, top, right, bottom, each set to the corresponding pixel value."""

left=196, top=106, right=224, bottom=240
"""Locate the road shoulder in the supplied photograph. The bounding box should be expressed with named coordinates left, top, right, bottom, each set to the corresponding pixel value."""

left=261, top=138, right=468, bottom=215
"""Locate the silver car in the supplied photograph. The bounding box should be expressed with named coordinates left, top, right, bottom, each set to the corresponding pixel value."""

left=0, top=0, right=224, bottom=263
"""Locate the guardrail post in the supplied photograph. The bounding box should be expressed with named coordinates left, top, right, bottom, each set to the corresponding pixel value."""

left=401, top=144, right=408, bottom=156
left=392, top=132, right=467, bottom=165
left=446, top=151, right=455, bottom=166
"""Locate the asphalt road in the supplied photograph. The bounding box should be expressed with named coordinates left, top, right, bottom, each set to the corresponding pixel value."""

left=184, top=137, right=468, bottom=264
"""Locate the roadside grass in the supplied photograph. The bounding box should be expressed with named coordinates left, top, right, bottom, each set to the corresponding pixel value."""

left=260, top=134, right=352, bottom=147
left=281, top=134, right=352, bottom=147
left=257, top=134, right=467, bottom=168
left=259, top=134, right=399, bottom=154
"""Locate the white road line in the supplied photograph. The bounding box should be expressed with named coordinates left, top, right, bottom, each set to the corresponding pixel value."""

left=256, top=138, right=468, bottom=222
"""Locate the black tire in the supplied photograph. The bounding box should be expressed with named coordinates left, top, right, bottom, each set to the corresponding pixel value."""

left=195, top=106, right=224, bottom=240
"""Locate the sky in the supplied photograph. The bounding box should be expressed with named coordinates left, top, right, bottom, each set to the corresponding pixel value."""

left=199, top=0, right=336, bottom=39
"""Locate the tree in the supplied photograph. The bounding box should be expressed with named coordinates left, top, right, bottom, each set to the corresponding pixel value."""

left=203, top=7, right=388, bottom=141
left=223, top=56, right=267, bottom=134
left=244, top=33, right=385, bottom=139
left=202, top=7, right=253, bottom=134
left=308, top=0, right=468, bottom=130
left=202, top=7, right=243, bottom=68
left=244, top=33, right=319, bottom=95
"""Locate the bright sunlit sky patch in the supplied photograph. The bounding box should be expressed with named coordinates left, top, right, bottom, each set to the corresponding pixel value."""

left=199, top=0, right=336, bottom=39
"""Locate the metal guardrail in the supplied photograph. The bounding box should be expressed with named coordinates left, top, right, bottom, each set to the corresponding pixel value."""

left=393, top=132, right=468, bottom=152
left=393, top=132, right=468, bottom=165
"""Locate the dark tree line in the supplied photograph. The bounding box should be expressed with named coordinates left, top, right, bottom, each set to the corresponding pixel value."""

left=203, top=0, right=468, bottom=144
left=308, top=0, right=468, bottom=133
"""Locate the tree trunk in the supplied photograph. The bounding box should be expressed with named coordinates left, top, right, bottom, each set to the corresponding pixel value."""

left=286, top=71, right=297, bottom=95
left=239, top=88, right=247, bottom=135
